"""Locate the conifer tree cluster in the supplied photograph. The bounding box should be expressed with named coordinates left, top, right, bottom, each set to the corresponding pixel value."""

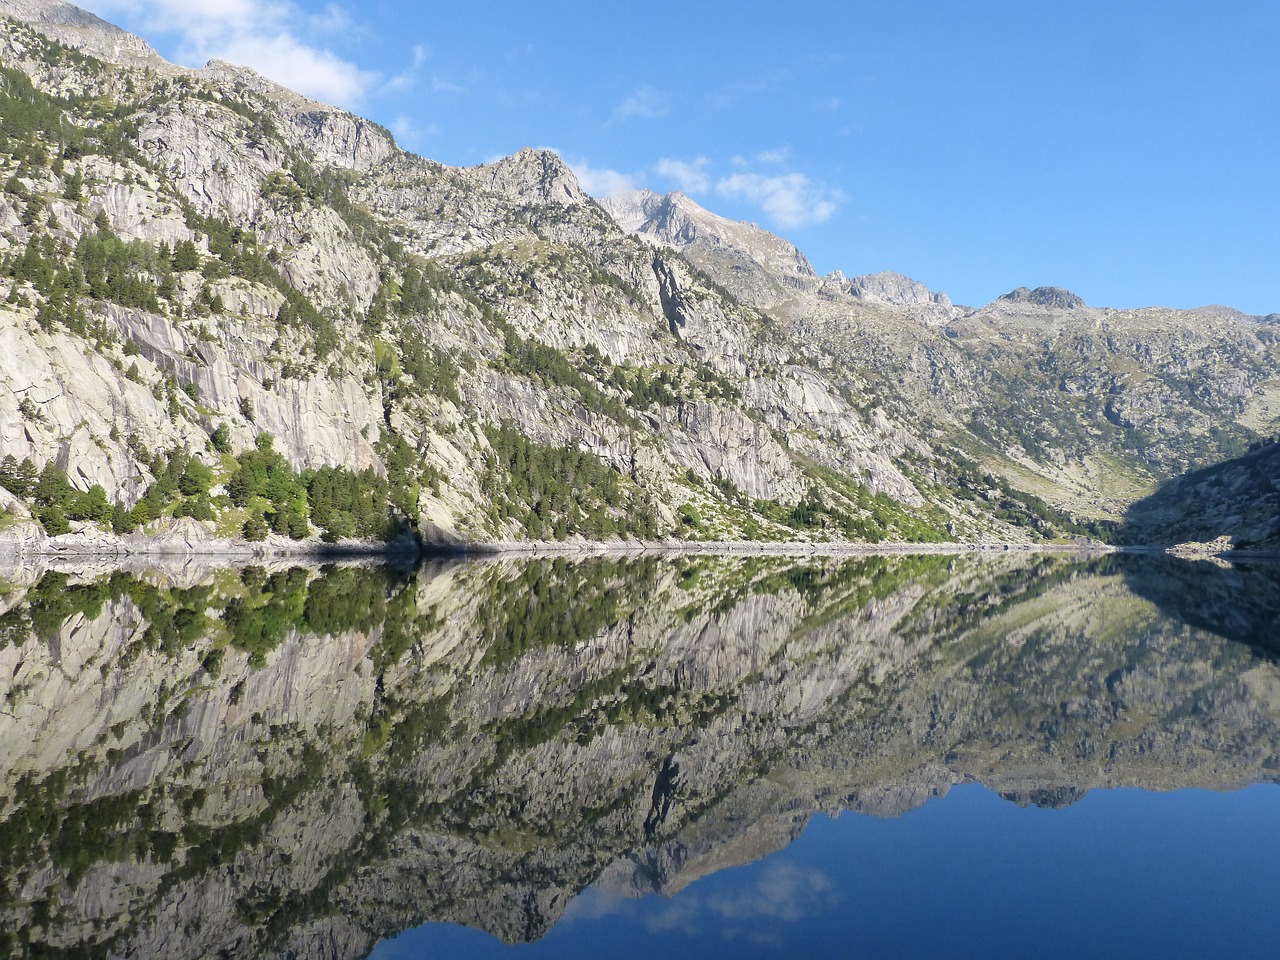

left=479, top=424, right=659, bottom=540
left=1, top=436, right=407, bottom=543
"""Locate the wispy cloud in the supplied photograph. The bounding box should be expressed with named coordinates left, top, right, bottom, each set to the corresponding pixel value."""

left=650, top=150, right=843, bottom=228
left=429, top=72, right=466, bottom=95
left=730, top=148, right=790, bottom=169
left=307, top=3, right=353, bottom=34
left=566, top=863, right=836, bottom=940
left=389, top=114, right=440, bottom=149
left=656, top=156, right=710, bottom=194
left=564, top=158, right=640, bottom=197
left=716, top=170, right=843, bottom=228
left=213, top=32, right=376, bottom=106
left=82, top=0, right=379, bottom=108
left=385, top=43, right=428, bottom=93
left=754, top=147, right=791, bottom=165
left=706, top=863, right=833, bottom=923
left=612, top=84, right=668, bottom=122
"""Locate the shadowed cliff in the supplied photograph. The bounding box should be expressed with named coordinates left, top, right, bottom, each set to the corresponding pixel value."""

left=1123, top=439, right=1280, bottom=551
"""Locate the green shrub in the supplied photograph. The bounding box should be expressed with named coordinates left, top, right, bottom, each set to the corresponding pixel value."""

left=242, top=514, right=268, bottom=541
left=39, top=504, right=70, bottom=535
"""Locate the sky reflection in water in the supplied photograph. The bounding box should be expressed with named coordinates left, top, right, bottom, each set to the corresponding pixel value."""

left=376, top=782, right=1280, bottom=959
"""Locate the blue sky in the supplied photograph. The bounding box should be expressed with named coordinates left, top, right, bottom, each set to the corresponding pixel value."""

left=78, top=1, right=1280, bottom=314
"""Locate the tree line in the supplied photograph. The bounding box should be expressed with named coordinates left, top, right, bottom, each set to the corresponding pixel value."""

left=1, top=436, right=402, bottom=543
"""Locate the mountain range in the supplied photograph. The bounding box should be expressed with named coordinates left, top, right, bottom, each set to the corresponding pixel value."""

left=1, top=0, right=1277, bottom=551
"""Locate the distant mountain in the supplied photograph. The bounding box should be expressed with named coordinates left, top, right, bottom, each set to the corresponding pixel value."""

left=0, top=0, right=164, bottom=64
left=600, top=188, right=958, bottom=319
left=600, top=188, right=818, bottom=308
left=601, top=187, right=1280, bottom=523
left=997, top=285, right=1085, bottom=309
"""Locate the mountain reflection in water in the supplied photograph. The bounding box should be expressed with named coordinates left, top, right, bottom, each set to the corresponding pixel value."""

left=1, top=552, right=1278, bottom=959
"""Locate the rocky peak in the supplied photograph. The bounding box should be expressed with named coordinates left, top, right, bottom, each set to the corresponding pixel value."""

left=839, top=270, right=953, bottom=309
left=601, top=188, right=817, bottom=311
left=195, top=59, right=395, bottom=170
left=0, top=0, right=166, bottom=66
left=596, top=187, right=664, bottom=234
left=473, top=147, right=586, bottom=206
left=998, top=285, right=1085, bottom=309
left=602, top=189, right=712, bottom=248
left=1192, top=304, right=1252, bottom=322
left=604, top=189, right=815, bottom=276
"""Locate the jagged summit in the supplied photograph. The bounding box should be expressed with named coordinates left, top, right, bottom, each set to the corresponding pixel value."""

left=600, top=190, right=963, bottom=322
left=474, top=147, right=587, bottom=206
left=601, top=188, right=817, bottom=308
left=998, top=285, right=1086, bottom=309
left=0, top=0, right=165, bottom=66
left=828, top=269, right=954, bottom=310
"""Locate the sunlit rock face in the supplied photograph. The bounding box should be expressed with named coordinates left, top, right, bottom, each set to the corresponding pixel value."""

left=1, top=551, right=1278, bottom=958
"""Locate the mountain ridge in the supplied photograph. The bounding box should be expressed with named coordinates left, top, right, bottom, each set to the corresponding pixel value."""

left=0, top=0, right=1276, bottom=552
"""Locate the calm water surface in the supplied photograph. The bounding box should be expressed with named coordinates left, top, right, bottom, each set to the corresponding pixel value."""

left=380, top=784, right=1280, bottom=960
left=1, top=552, right=1278, bottom=958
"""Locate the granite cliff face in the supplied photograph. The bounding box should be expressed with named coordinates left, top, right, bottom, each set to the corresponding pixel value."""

left=1, top=552, right=1278, bottom=958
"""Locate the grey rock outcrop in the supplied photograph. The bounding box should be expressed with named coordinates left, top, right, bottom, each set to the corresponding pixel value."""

left=997, top=285, right=1085, bottom=309
left=843, top=270, right=953, bottom=309
left=0, top=0, right=165, bottom=66
left=601, top=188, right=818, bottom=310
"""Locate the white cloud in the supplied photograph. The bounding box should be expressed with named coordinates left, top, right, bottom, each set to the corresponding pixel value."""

left=716, top=170, right=843, bottom=228
left=307, top=3, right=351, bottom=33
left=652, top=151, right=845, bottom=228
left=388, top=114, right=439, bottom=149
left=383, top=46, right=465, bottom=98
left=755, top=147, right=791, bottom=165
left=612, top=84, right=668, bottom=122
left=644, top=897, right=702, bottom=935
left=732, top=149, right=789, bottom=168
left=385, top=43, right=428, bottom=92
left=566, top=159, right=639, bottom=197
left=566, top=863, right=835, bottom=941
left=216, top=32, right=377, bottom=106
left=82, top=0, right=379, bottom=108
left=707, top=864, right=833, bottom=923
left=656, top=156, right=710, bottom=194
left=429, top=72, right=466, bottom=95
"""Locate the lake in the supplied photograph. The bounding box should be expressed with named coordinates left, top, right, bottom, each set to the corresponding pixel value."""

left=1, top=551, right=1278, bottom=958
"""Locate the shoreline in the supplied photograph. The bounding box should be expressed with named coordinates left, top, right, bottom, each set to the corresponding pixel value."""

left=0, top=515, right=1110, bottom=561
left=3, top=518, right=1275, bottom=565
left=456, top=538, right=1118, bottom=558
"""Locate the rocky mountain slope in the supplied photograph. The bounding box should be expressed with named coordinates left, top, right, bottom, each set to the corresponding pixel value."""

left=604, top=192, right=1280, bottom=523
left=1, top=551, right=1277, bottom=957
left=0, top=0, right=1275, bottom=551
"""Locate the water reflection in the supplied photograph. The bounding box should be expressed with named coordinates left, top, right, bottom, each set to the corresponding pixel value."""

left=0, top=551, right=1277, bottom=958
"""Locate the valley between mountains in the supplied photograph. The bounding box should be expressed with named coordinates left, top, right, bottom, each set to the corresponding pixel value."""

left=1, top=0, right=1277, bottom=555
